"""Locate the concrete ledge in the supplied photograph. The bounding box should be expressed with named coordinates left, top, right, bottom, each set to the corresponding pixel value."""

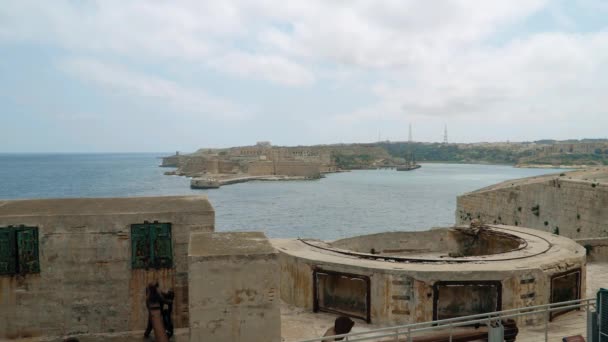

left=576, top=237, right=608, bottom=262
left=188, top=232, right=280, bottom=342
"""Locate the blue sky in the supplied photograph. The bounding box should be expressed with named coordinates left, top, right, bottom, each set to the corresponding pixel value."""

left=1, top=1, right=608, bottom=152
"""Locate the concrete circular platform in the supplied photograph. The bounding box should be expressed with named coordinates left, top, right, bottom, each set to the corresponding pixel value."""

left=273, top=225, right=586, bottom=325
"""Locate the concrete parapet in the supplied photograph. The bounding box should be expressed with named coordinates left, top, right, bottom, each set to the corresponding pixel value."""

left=188, top=232, right=280, bottom=342
left=576, top=237, right=608, bottom=262
left=457, top=168, right=608, bottom=239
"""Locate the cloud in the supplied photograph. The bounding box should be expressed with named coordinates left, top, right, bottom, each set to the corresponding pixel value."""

left=2, top=0, right=608, bottom=145
left=208, top=52, right=315, bottom=86
left=350, top=30, right=608, bottom=124
left=60, top=58, right=248, bottom=120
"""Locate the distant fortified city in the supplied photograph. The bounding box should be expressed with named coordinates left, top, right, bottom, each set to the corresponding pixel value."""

left=161, top=139, right=608, bottom=189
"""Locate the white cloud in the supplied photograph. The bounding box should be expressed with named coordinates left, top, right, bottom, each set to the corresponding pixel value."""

left=208, top=52, right=315, bottom=86
left=61, top=58, right=247, bottom=120
left=2, top=0, right=608, bottom=144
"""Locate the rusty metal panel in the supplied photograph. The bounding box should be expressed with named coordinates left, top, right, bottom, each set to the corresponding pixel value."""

left=313, top=269, right=371, bottom=323
left=433, top=281, right=502, bottom=321
left=550, top=269, right=581, bottom=320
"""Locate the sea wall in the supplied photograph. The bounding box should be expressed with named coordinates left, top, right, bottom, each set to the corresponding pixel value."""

left=0, top=196, right=214, bottom=340
left=457, top=177, right=608, bottom=239
left=246, top=161, right=321, bottom=178
left=247, top=161, right=275, bottom=176
left=275, top=161, right=321, bottom=178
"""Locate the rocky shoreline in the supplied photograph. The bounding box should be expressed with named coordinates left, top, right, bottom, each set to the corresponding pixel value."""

left=515, top=163, right=586, bottom=169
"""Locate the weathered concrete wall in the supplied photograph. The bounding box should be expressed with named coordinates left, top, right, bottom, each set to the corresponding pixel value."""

left=188, top=232, right=280, bottom=342
left=457, top=176, right=608, bottom=238
left=0, top=196, right=214, bottom=340
left=576, top=237, right=608, bottom=262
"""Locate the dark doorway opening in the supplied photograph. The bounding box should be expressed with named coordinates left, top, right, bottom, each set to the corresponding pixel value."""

left=433, top=281, right=502, bottom=321
left=550, top=269, right=581, bottom=320
left=313, top=269, right=371, bottom=323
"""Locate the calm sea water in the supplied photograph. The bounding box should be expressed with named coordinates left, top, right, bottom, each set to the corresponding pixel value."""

left=0, top=153, right=559, bottom=240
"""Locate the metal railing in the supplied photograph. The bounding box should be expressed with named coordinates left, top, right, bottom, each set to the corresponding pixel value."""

left=297, top=298, right=596, bottom=342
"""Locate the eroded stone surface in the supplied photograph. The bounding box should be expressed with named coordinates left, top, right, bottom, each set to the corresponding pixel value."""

left=188, top=232, right=280, bottom=342
left=457, top=167, right=608, bottom=238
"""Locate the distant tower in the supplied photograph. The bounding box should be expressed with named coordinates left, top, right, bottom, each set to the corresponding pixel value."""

left=443, top=125, right=448, bottom=144
left=408, top=123, right=413, bottom=143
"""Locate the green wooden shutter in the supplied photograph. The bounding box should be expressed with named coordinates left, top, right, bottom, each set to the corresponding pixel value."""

left=16, top=227, right=40, bottom=274
left=0, top=228, right=16, bottom=275
left=151, top=223, right=173, bottom=269
left=131, top=224, right=151, bottom=269
left=600, top=288, right=608, bottom=342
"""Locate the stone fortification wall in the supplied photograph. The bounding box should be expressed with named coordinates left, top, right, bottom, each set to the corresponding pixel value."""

left=188, top=232, right=280, bottom=342
left=176, top=158, right=239, bottom=176
left=275, top=161, right=321, bottom=178
left=161, top=154, right=185, bottom=167
left=246, top=161, right=321, bottom=178
left=457, top=175, right=608, bottom=239
left=0, top=196, right=214, bottom=340
left=177, top=156, right=213, bottom=175
left=218, top=160, right=239, bottom=173
left=247, top=161, right=275, bottom=176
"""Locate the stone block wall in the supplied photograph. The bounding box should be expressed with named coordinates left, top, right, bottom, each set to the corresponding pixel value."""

left=188, top=232, right=280, bottom=342
left=247, top=161, right=275, bottom=176
left=0, top=196, right=214, bottom=340
left=457, top=178, right=608, bottom=238
left=275, top=161, right=321, bottom=178
left=218, top=160, right=239, bottom=174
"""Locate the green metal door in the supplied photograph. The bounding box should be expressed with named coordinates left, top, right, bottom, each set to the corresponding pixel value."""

left=600, top=288, right=608, bottom=342
left=151, top=223, right=173, bottom=269
left=0, top=228, right=16, bottom=275
left=131, top=224, right=151, bottom=269
left=16, top=228, right=40, bottom=274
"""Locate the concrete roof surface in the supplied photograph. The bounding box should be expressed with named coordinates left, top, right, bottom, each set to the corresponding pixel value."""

left=189, top=231, right=276, bottom=257
left=0, top=195, right=214, bottom=216
left=465, top=167, right=608, bottom=194
left=271, top=225, right=585, bottom=274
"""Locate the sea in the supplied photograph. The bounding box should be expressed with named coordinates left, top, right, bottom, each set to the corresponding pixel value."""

left=0, top=153, right=561, bottom=240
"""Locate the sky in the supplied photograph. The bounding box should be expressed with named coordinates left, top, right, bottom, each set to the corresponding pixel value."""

left=1, top=1, right=608, bottom=152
